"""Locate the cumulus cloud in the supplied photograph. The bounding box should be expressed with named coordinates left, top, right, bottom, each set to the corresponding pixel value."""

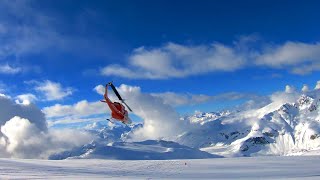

left=0, top=95, right=93, bottom=159
left=34, top=80, right=74, bottom=101
left=100, top=39, right=320, bottom=79
left=0, top=95, right=47, bottom=131
left=101, top=42, right=247, bottom=79
left=0, top=116, right=93, bottom=159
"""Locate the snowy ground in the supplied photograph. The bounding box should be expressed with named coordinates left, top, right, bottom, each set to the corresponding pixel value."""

left=1, top=156, right=320, bottom=179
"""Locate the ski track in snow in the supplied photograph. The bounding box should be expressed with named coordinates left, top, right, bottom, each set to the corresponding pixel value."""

left=1, top=156, right=320, bottom=179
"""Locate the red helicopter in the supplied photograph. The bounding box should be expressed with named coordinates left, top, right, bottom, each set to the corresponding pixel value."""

left=100, top=82, right=132, bottom=124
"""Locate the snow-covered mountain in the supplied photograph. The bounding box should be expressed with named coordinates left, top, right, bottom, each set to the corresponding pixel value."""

left=51, top=122, right=218, bottom=160
left=177, top=91, right=320, bottom=157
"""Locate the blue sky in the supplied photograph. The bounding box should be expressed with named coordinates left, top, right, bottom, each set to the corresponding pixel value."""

left=0, top=0, right=320, bottom=127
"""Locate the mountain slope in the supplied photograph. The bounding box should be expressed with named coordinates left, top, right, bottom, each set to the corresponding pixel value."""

left=177, top=90, right=320, bottom=157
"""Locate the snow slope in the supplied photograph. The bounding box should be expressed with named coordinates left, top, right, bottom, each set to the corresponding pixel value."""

left=1, top=156, right=320, bottom=179
left=49, top=140, right=219, bottom=160
left=176, top=90, right=320, bottom=157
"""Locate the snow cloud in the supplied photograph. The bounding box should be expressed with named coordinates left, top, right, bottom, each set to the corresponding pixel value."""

left=101, top=39, right=320, bottom=79
left=34, top=80, right=74, bottom=101
left=269, top=85, right=300, bottom=110
left=0, top=95, right=93, bottom=159
left=115, top=84, right=188, bottom=140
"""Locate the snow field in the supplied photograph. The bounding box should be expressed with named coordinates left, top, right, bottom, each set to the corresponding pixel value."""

left=1, top=156, right=320, bottom=179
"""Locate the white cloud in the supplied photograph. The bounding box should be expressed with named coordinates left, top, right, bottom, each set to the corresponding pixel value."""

left=101, top=42, right=247, bottom=79
left=43, top=100, right=107, bottom=118
left=0, top=95, right=47, bottom=131
left=0, top=116, right=93, bottom=159
left=115, top=84, right=188, bottom=140
left=93, top=85, right=105, bottom=95
left=285, top=85, right=296, bottom=93
left=0, top=94, right=93, bottom=159
left=43, top=99, right=110, bottom=128
left=0, top=64, right=21, bottom=74
left=271, top=86, right=300, bottom=106
left=315, top=81, right=320, bottom=90
left=100, top=40, right=320, bottom=79
left=302, top=84, right=309, bottom=92
left=256, top=42, right=320, bottom=75
left=256, top=42, right=320, bottom=66
left=15, top=93, right=37, bottom=105
left=34, top=80, right=74, bottom=101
